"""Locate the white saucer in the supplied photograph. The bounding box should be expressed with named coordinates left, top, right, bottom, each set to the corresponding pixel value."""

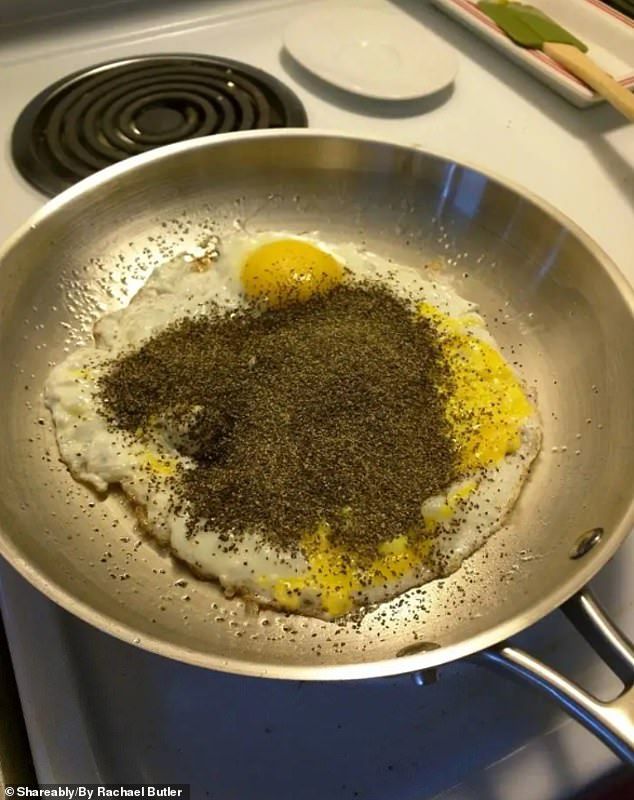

left=283, top=3, right=458, bottom=101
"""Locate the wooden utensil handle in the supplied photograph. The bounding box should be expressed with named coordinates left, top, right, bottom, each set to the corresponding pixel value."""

left=543, top=42, right=634, bottom=121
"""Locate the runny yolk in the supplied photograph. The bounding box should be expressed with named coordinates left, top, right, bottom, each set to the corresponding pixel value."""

left=241, top=239, right=344, bottom=306
left=141, top=451, right=176, bottom=476
left=265, top=522, right=434, bottom=617
left=418, top=303, right=534, bottom=471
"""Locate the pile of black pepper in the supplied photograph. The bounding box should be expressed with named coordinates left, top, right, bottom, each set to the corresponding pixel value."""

left=98, top=282, right=459, bottom=562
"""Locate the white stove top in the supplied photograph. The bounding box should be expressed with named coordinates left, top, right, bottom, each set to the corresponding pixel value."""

left=0, top=0, right=632, bottom=796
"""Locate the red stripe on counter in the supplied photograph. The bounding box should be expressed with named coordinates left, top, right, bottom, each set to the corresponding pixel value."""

left=587, top=0, right=634, bottom=28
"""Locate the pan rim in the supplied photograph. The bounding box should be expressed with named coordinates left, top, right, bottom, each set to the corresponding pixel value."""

left=0, top=128, right=632, bottom=679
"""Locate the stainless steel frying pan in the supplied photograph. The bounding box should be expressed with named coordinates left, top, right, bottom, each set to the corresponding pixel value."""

left=0, top=131, right=632, bottom=761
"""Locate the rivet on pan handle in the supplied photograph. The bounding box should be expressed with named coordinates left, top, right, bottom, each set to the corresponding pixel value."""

left=475, top=588, right=634, bottom=765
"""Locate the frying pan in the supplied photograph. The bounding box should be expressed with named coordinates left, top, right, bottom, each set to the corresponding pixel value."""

left=0, top=131, right=632, bottom=761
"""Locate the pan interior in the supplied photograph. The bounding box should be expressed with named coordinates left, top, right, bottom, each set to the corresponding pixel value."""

left=0, top=133, right=631, bottom=677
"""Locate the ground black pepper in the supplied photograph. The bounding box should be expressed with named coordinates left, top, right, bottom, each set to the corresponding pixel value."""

left=98, top=282, right=459, bottom=561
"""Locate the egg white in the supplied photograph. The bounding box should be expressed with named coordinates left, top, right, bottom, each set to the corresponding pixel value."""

left=45, top=231, right=541, bottom=619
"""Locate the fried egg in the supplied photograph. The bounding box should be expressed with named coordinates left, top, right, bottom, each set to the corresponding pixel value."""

left=46, top=232, right=541, bottom=619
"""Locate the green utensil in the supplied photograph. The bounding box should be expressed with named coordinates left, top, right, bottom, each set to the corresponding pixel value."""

left=476, top=1, right=634, bottom=120
left=478, top=2, right=587, bottom=50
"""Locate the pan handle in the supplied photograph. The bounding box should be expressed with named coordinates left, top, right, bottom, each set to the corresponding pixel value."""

left=476, top=588, right=634, bottom=765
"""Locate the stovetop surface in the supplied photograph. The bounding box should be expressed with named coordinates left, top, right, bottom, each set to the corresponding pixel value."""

left=0, top=1, right=632, bottom=797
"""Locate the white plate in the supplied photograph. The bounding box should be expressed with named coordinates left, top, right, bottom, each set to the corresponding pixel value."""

left=430, top=0, right=634, bottom=108
left=283, top=3, right=458, bottom=100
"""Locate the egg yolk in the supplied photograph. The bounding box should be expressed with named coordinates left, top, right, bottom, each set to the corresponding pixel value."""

left=241, top=239, right=344, bottom=306
left=418, top=303, right=533, bottom=471
left=141, top=451, right=176, bottom=476
left=265, top=522, right=434, bottom=617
